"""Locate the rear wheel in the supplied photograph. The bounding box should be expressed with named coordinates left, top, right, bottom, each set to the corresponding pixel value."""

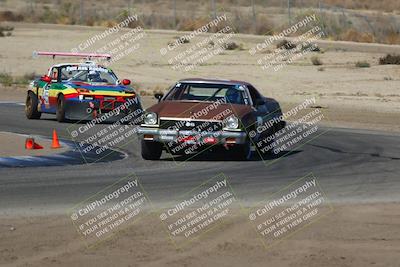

left=141, top=140, right=163, bottom=160
left=56, top=94, right=66, bottom=122
left=25, top=91, right=41, bottom=119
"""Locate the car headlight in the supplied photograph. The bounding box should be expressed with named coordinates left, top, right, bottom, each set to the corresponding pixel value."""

left=224, top=116, right=239, bottom=129
left=144, top=112, right=158, bottom=125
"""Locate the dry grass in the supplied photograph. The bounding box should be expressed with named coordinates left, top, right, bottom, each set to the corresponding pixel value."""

left=379, top=54, right=400, bottom=65
left=0, top=0, right=399, bottom=45
left=321, top=0, right=400, bottom=12
left=385, top=31, right=400, bottom=45
left=340, top=29, right=375, bottom=43
left=0, top=72, right=36, bottom=87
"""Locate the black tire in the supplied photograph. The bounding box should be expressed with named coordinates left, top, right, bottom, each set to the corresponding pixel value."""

left=25, top=91, right=41, bottom=119
left=56, top=94, right=66, bottom=122
left=259, top=124, right=277, bottom=156
left=231, top=139, right=252, bottom=161
left=141, top=140, right=163, bottom=160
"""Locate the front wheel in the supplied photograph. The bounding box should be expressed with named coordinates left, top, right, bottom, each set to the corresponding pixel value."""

left=141, top=140, right=163, bottom=160
left=56, top=94, right=66, bottom=122
left=259, top=124, right=277, bottom=156
left=231, top=139, right=252, bottom=161
left=25, top=91, right=41, bottom=119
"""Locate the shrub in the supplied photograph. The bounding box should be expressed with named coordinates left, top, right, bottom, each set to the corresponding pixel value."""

left=379, top=54, right=400, bottom=65
left=355, top=61, right=370, bottom=68
left=276, top=39, right=296, bottom=50
left=0, top=11, right=24, bottom=22
left=0, top=25, right=14, bottom=37
left=174, top=36, right=190, bottom=43
left=311, top=56, right=323, bottom=66
left=253, top=15, right=274, bottom=35
left=14, top=72, right=36, bottom=85
left=385, top=31, right=400, bottom=45
left=224, top=42, right=240, bottom=50
left=340, top=29, right=375, bottom=43
left=0, top=72, right=13, bottom=86
left=300, top=42, right=321, bottom=52
left=177, top=17, right=211, bottom=32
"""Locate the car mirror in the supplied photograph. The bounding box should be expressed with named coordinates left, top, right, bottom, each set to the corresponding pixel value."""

left=255, top=98, right=265, bottom=106
left=122, top=79, right=131, bottom=85
left=154, top=93, right=164, bottom=102
left=40, top=75, right=52, bottom=83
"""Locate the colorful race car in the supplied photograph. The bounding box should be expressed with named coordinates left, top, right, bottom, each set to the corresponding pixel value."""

left=138, top=78, right=286, bottom=160
left=25, top=52, right=143, bottom=123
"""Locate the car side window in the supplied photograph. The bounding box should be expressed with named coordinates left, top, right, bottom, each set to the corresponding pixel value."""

left=247, top=85, right=262, bottom=104
left=50, top=68, right=59, bottom=82
left=165, top=84, right=186, bottom=100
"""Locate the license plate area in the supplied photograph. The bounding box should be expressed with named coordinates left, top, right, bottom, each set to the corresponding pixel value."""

left=101, top=100, right=114, bottom=110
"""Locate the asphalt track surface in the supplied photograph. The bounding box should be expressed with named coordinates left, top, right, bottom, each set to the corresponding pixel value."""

left=0, top=102, right=399, bottom=215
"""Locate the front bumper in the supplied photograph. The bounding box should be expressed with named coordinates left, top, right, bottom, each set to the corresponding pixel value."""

left=137, top=127, right=247, bottom=145
left=64, top=99, right=143, bottom=123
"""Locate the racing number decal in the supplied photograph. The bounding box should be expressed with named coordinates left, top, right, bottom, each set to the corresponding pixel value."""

left=43, top=83, right=50, bottom=106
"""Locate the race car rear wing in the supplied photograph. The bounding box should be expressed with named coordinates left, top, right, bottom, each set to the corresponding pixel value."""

left=32, top=51, right=111, bottom=61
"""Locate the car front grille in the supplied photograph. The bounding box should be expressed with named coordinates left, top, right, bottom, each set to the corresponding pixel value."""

left=101, top=100, right=114, bottom=110
left=159, top=119, right=223, bottom=132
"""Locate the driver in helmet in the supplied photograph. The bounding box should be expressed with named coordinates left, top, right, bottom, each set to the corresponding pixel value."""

left=88, top=71, right=102, bottom=83
left=225, top=88, right=243, bottom=104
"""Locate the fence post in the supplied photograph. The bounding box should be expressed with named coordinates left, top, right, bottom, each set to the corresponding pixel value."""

left=318, top=1, right=326, bottom=34
left=29, top=0, right=34, bottom=14
left=79, top=0, right=84, bottom=24
left=128, top=0, right=134, bottom=13
left=173, top=0, right=177, bottom=29
left=211, top=0, right=216, bottom=19
left=251, top=0, right=256, bottom=31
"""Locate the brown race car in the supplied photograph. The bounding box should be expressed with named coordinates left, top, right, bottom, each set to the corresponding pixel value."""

left=137, top=78, right=286, bottom=160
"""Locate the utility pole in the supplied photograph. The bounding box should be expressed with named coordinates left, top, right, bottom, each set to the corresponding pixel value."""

left=287, top=0, right=291, bottom=26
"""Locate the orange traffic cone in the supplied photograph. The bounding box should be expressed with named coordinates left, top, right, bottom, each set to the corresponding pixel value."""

left=51, top=129, right=61, bottom=149
left=33, top=141, right=43, bottom=149
left=25, top=137, right=43, bottom=150
left=25, top=137, right=34, bottom=149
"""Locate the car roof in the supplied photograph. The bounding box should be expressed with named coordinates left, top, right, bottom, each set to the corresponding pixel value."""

left=178, top=78, right=253, bottom=87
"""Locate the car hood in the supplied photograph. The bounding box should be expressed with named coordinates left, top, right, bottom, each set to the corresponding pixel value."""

left=67, top=82, right=133, bottom=93
left=148, top=101, right=253, bottom=120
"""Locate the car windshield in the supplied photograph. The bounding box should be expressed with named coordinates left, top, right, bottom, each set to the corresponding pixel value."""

left=164, top=83, right=249, bottom=105
left=60, top=65, right=118, bottom=84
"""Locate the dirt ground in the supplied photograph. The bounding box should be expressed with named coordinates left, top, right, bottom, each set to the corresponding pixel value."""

left=0, top=132, right=68, bottom=157
left=0, top=204, right=399, bottom=267
left=1, top=23, right=399, bottom=132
